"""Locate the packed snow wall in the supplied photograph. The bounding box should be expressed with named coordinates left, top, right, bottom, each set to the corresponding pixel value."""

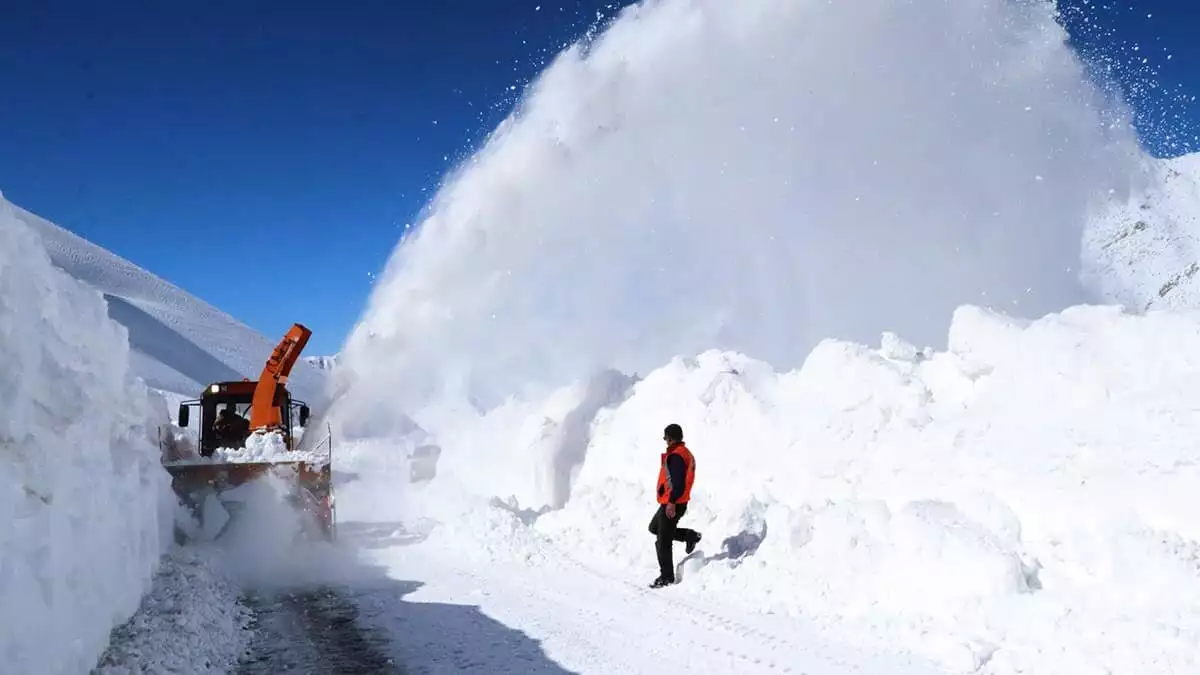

left=332, top=0, right=1148, bottom=428
left=0, top=196, right=174, bottom=674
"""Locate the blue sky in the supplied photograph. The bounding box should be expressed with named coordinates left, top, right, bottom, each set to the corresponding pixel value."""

left=1, top=1, right=1197, bottom=356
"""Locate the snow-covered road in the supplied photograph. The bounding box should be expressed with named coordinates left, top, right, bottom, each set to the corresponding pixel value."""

left=341, top=519, right=949, bottom=675
left=95, top=512, right=948, bottom=675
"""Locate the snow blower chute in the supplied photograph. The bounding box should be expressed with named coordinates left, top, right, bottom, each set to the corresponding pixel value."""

left=161, top=323, right=335, bottom=543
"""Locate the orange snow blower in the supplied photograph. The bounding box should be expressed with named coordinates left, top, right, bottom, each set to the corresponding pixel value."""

left=161, top=323, right=335, bottom=543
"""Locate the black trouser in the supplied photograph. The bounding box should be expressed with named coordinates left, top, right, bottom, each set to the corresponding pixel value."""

left=648, top=503, right=700, bottom=580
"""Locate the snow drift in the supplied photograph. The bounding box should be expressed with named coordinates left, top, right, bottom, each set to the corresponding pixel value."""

left=333, top=0, right=1146, bottom=422
left=12, top=205, right=325, bottom=404
left=0, top=196, right=173, bottom=674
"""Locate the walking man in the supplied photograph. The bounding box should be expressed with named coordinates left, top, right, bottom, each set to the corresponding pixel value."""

left=648, top=423, right=702, bottom=588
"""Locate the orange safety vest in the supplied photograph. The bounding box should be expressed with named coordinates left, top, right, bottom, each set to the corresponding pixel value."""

left=656, top=442, right=695, bottom=505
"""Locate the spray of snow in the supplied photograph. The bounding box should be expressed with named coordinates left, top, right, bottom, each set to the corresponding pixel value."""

left=161, top=429, right=345, bottom=590
left=1085, top=153, right=1200, bottom=309
left=0, top=196, right=174, bottom=674
left=333, top=0, right=1145, bottom=424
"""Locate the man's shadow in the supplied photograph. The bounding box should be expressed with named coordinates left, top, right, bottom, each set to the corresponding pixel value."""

left=674, top=525, right=768, bottom=582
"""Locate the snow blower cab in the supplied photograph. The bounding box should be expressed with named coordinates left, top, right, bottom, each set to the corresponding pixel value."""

left=163, top=323, right=335, bottom=543
left=181, top=379, right=310, bottom=458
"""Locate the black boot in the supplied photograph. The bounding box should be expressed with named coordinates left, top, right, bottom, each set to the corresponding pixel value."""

left=649, top=575, right=675, bottom=589
left=685, top=532, right=702, bottom=555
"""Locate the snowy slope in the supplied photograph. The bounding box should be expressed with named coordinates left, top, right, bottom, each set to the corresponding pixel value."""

left=0, top=196, right=173, bottom=674
left=1085, top=152, right=1200, bottom=310
left=12, top=204, right=326, bottom=404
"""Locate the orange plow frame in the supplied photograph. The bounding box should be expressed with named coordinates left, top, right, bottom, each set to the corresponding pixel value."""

left=164, top=457, right=334, bottom=543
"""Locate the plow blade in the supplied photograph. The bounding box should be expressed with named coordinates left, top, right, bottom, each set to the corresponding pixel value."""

left=164, top=460, right=334, bottom=544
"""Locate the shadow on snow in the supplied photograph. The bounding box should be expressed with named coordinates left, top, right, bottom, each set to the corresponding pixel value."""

left=95, top=520, right=575, bottom=674
left=323, top=520, right=579, bottom=674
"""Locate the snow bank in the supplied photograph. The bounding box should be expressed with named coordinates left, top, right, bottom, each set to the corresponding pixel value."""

left=339, top=304, right=1200, bottom=673
left=331, top=0, right=1145, bottom=426
left=534, top=305, right=1200, bottom=673
left=0, top=196, right=173, bottom=674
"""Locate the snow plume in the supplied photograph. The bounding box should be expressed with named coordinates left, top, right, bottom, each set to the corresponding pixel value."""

left=334, top=0, right=1144, bottom=421
left=0, top=196, right=173, bottom=674
left=168, top=433, right=346, bottom=590
left=1084, top=153, right=1200, bottom=310
left=207, top=472, right=322, bottom=581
